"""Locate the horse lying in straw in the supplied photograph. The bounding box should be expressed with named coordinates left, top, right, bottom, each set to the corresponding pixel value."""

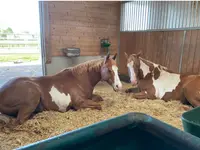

left=124, top=51, right=200, bottom=107
left=0, top=53, right=122, bottom=125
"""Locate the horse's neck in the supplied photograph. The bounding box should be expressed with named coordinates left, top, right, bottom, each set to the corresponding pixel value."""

left=139, top=58, right=169, bottom=80
left=138, top=58, right=154, bottom=79
left=139, top=58, right=179, bottom=81
left=87, top=64, right=102, bottom=87
left=72, top=61, right=102, bottom=88
left=88, top=69, right=101, bottom=87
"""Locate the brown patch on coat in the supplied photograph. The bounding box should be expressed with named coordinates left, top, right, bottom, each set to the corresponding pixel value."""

left=153, top=67, right=160, bottom=80
left=124, top=52, right=200, bottom=108
left=0, top=53, right=121, bottom=125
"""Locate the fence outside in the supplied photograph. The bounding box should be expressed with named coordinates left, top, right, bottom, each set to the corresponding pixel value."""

left=0, top=33, right=40, bottom=54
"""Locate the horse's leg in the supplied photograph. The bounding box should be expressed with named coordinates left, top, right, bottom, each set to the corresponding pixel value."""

left=181, top=77, right=200, bottom=107
left=180, top=89, right=190, bottom=105
left=72, top=97, right=102, bottom=110
left=183, top=87, right=200, bottom=107
left=125, top=87, right=140, bottom=93
left=184, top=95, right=200, bottom=107
left=131, top=91, right=149, bottom=99
left=80, top=100, right=102, bottom=110
left=91, top=94, right=104, bottom=102
left=15, top=92, right=41, bottom=125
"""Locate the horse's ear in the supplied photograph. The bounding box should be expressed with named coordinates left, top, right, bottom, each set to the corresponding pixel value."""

left=124, top=52, right=128, bottom=59
left=104, top=52, right=110, bottom=64
left=112, top=53, right=117, bottom=60
left=136, top=51, right=142, bottom=58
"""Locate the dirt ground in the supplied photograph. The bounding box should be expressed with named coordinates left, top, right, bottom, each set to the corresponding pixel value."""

left=0, top=82, right=192, bottom=150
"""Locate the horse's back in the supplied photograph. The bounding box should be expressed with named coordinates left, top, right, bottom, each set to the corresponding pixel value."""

left=180, top=75, right=200, bottom=88
left=183, top=75, right=200, bottom=88
left=0, top=77, right=41, bottom=104
left=0, top=77, right=36, bottom=92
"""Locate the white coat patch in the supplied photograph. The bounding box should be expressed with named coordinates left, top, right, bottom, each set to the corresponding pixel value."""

left=140, top=60, right=150, bottom=77
left=112, top=65, right=122, bottom=89
left=152, top=70, right=180, bottom=99
left=49, top=86, right=71, bottom=112
left=127, top=61, right=136, bottom=82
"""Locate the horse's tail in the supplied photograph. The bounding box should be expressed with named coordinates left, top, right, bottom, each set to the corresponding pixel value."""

left=0, top=113, right=11, bottom=124
left=0, top=101, right=13, bottom=124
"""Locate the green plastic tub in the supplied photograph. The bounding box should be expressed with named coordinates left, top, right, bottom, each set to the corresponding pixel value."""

left=16, top=112, right=200, bottom=150
left=182, top=106, right=200, bottom=138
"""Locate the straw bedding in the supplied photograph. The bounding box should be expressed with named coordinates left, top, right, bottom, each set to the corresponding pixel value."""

left=0, top=82, right=192, bottom=150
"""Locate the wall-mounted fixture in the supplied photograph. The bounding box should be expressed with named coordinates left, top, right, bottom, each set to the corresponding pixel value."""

left=100, top=38, right=111, bottom=56
left=61, top=48, right=80, bottom=57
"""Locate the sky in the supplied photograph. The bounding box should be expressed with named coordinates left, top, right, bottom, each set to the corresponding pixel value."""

left=0, top=0, right=40, bottom=34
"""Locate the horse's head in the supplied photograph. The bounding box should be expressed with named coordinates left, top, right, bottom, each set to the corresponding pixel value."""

left=101, top=53, right=122, bottom=92
left=124, top=51, right=142, bottom=86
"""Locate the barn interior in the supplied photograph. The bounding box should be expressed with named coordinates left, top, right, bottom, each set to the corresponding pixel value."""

left=0, top=1, right=200, bottom=149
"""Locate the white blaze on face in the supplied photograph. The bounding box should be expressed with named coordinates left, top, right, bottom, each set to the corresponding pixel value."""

left=111, top=65, right=122, bottom=90
left=49, top=85, right=71, bottom=112
left=127, top=61, right=136, bottom=83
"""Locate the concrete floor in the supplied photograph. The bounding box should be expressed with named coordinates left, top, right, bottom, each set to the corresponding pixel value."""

left=0, top=61, right=43, bottom=87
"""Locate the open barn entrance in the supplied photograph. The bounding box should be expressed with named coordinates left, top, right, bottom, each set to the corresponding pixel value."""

left=0, top=0, right=43, bottom=87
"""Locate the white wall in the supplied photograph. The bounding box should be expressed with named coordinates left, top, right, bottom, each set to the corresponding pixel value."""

left=45, top=56, right=103, bottom=75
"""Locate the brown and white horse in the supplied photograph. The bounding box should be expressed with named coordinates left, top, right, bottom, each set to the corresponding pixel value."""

left=0, top=53, right=122, bottom=125
left=124, top=51, right=200, bottom=107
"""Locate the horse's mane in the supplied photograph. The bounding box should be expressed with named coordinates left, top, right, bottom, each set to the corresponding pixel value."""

left=162, top=67, right=175, bottom=73
left=52, top=58, right=105, bottom=83
left=139, top=57, right=175, bottom=73
left=55, top=58, right=104, bottom=76
left=63, top=58, right=104, bottom=75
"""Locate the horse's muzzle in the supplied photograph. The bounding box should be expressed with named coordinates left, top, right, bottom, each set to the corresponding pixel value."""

left=131, top=80, right=138, bottom=86
left=113, top=85, right=122, bottom=92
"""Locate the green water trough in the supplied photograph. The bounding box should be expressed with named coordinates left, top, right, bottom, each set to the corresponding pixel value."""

left=16, top=112, right=200, bottom=150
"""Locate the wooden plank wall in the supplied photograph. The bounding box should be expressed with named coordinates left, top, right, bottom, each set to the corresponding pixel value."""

left=119, top=30, right=200, bottom=75
left=45, top=1, right=120, bottom=58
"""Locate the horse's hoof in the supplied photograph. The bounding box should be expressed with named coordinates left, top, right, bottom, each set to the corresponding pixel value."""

left=125, top=89, right=131, bottom=93
left=96, top=105, right=102, bottom=110
left=0, top=115, right=11, bottom=125
left=92, top=95, right=104, bottom=102
left=95, top=97, right=104, bottom=102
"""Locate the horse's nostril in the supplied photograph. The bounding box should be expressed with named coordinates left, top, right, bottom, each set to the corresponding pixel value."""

left=116, top=85, right=119, bottom=88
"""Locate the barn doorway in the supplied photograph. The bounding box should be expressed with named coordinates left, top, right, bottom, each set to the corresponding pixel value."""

left=0, top=0, right=43, bottom=87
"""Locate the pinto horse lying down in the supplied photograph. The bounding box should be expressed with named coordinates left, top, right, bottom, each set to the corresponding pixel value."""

left=0, top=53, right=122, bottom=125
left=125, top=51, right=200, bottom=107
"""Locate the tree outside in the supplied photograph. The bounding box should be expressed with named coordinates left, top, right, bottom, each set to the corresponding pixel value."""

left=0, top=27, right=14, bottom=38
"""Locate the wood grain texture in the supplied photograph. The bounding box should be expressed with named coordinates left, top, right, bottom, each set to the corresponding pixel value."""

left=180, top=30, right=200, bottom=74
left=43, top=1, right=120, bottom=58
left=120, top=30, right=200, bottom=75
left=193, top=31, right=200, bottom=74
left=181, top=31, right=192, bottom=74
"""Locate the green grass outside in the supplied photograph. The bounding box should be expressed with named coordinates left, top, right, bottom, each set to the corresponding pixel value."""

left=0, top=54, right=40, bottom=62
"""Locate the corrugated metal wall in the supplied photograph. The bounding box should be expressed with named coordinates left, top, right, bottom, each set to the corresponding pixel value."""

left=121, top=1, right=200, bottom=31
